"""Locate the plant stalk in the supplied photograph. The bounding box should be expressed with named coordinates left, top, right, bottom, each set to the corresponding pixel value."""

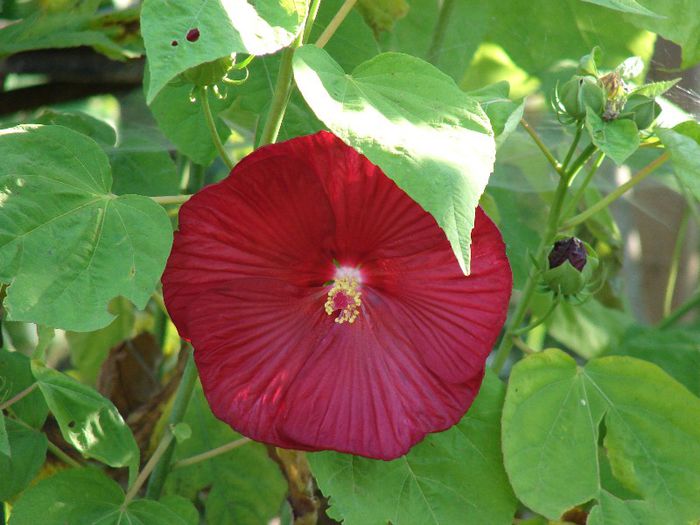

left=663, top=208, right=689, bottom=317
left=201, top=86, right=234, bottom=170
left=315, top=0, right=357, bottom=48
left=0, top=383, right=37, bottom=411
left=173, top=437, right=251, bottom=469
left=123, top=431, right=174, bottom=507
left=273, top=448, right=319, bottom=525
left=562, top=152, right=669, bottom=230
left=426, top=0, right=456, bottom=64
left=144, top=348, right=198, bottom=499
left=519, top=118, right=563, bottom=175
left=151, top=194, right=192, bottom=206
left=561, top=152, right=605, bottom=218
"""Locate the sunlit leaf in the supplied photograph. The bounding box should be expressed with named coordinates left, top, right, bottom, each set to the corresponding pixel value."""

left=141, top=0, right=309, bottom=102
left=32, top=361, right=139, bottom=477
left=293, top=46, right=495, bottom=273
left=581, top=0, right=661, bottom=17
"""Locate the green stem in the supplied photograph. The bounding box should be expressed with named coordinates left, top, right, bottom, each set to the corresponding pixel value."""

left=47, top=440, right=81, bottom=468
left=512, top=297, right=559, bottom=335
left=426, top=0, right=456, bottom=64
left=303, top=0, right=323, bottom=42
left=663, top=208, right=690, bottom=317
left=315, top=0, right=357, bottom=48
left=257, top=35, right=303, bottom=147
left=519, top=118, right=563, bottom=175
left=144, top=349, right=198, bottom=500
left=0, top=383, right=37, bottom=411
left=561, top=152, right=669, bottom=230
left=492, top=145, right=596, bottom=373
left=151, top=195, right=192, bottom=206
left=173, top=437, right=251, bottom=469
left=659, top=291, right=700, bottom=330
left=561, top=124, right=584, bottom=173
left=123, top=432, right=174, bottom=507
left=201, top=86, right=233, bottom=170
left=561, top=152, right=605, bottom=218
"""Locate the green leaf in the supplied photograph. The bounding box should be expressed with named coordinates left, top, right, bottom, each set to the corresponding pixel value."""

left=34, top=110, right=117, bottom=146
left=588, top=491, right=661, bottom=525
left=293, top=46, right=496, bottom=274
left=581, top=0, right=661, bottom=17
left=31, top=361, right=139, bottom=477
left=147, top=79, right=231, bottom=167
left=309, top=373, right=517, bottom=525
left=467, top=81, right=526, bottom=147
left=607, top=325, right=700, bottom=396
left=0, top=7, right=141, bottom=61
left=9, top=468, right=198, bottom=525
left=0, top=349, right=48, bottom=428
left=164, top=385, right=286, bottom=525
left=586, top=110, right=640, bottom=165
left=502, top=349, right=700, bottom=522
left=0, top=125, right=173, bottom=331
left=0, top=412, right=10, bottom=457
left=0, top=418, right=47, bottom=501
left=631, top=78, right=681, bottom=97
left=141, top=0, right=309, bottom=102
left=66, top=297, right=134, bottom=385
left=657, top=125, right=700, bottom=201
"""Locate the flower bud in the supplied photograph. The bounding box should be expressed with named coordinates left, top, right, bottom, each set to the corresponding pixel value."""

left=182, top=55, right=235, bottom=87
left=558, top=76, right=605, bottom=120
left=622, top=94, right=661, bottom=130
left=599, top=71, right=627, bottom=120
left=542, top=238, right=598, bottom=297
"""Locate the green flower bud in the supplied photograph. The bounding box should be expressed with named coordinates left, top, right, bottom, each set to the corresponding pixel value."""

left=182, top=55, right=235, bottom=87
left=622, top=94, right=661, bottom=130
left=542, top=238, right=599, bottom=297
left=558, top=76, right=606, bottom=120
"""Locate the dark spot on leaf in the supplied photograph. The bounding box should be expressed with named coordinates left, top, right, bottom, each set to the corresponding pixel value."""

left=67, top=420, right=76, bottom=429
left=171, top=40, right=178, bottom=47
left=186, top=28, right=200, bottom=42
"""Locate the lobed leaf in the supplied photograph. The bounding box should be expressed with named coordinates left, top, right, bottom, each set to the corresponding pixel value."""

left=502, top=349, right=700, bottom=522
left=0, top=125, right=172, bottom=331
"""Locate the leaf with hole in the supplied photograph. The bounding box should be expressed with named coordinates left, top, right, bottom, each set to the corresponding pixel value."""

left=31, top=361, right=139, bottom=478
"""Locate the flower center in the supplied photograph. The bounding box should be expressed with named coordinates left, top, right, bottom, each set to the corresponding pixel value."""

left=324, top=272, right=362, bottom=324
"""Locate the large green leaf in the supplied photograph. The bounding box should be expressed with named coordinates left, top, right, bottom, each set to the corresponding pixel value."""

left=309, top=373, right=517, bottom=525
left=9, top=468, right=197, bottom=525
left=141, top=0, right=309, bottom=102
left=31, top=361, right=139, bottom=477
left=658, top=124, right=700, bottom=201
left=293, top=46, right=495, bottom=273
left=587, top=491, right=661, bottom=525
left=0, top=125, right=172, bottom=331
left=0, top=418, right=47, bottom=501
left=164, top=385, right=286, bottom=525
left=0, top=349, right=48, bottom=428
left=502, top=349, right=700, bottom=522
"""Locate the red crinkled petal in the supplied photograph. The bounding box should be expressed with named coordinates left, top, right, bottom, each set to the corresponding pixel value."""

left=162, top=131, right=512, bottom=460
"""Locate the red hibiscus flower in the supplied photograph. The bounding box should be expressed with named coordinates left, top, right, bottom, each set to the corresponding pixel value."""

left=162, top=131, right=512, bottom=460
